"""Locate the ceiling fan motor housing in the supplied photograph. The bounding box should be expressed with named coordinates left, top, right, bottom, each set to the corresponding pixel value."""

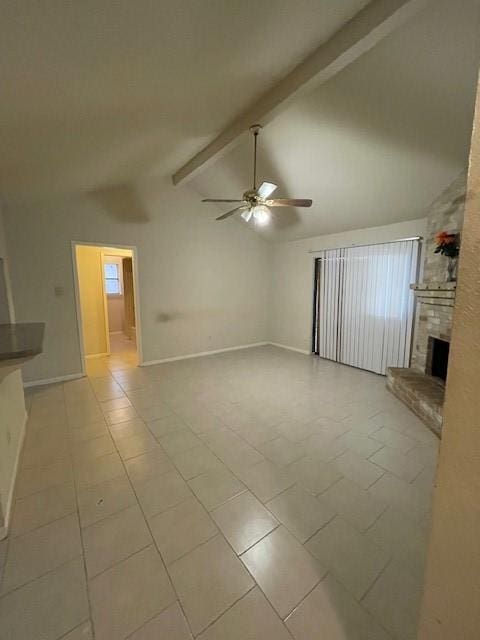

left=203, top=123, right=312, bottom=220
left=243, top=189, right=261, bottom=206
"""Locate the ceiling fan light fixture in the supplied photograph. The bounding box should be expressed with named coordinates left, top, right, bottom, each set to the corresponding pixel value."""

left=252, top=204, right=270, bottom=225
left=241, top=209, right=253, bottom=222
left=202, top=124, right=312, bottom=222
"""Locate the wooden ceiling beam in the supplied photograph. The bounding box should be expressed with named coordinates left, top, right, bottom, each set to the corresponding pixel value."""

left=172, top=0, right=431, bottom=186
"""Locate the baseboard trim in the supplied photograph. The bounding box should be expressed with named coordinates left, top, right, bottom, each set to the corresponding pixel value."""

left=268, top=342, right=311, bottom=355
left=22, top=342, right=310, bottom=385
left=140, top=342, right=269, bottom=367
left=23, top=372, right=85, bottom=389
left=0, top=410, right=27, bottom=540
left=85, top=352, right=109, bottom=360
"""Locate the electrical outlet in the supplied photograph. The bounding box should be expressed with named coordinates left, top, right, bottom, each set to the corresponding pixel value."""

left=6, top=428, right=11, bottom=445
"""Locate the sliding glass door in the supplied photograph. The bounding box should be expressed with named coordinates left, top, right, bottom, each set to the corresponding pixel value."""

left=313, top=239, right=419, bottom=375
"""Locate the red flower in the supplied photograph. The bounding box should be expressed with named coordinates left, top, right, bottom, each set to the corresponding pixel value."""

left=433, top=230, right=460, bottom=258
left=435, top=231, right=456, bottom=245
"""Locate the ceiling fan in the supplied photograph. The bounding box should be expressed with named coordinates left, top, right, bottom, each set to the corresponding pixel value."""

left=202, top=124, right=313, bottom=223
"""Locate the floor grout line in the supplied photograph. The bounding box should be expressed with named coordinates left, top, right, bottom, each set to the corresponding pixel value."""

left=191, top=583, right=258, bottom=638
left=301, top=512, right=338, bottom=546
left=123, top=604, right=180, bottom=639
left=360, top=555, right=393, bottom=603
left=281, top=573, right=327, bottom=623
left=91, top=378, right=198, bottom=640
left=86, top=541, right=154, bottom=584
left=237, top=523, right=282, bottom=557
left=146, top=415, right=313, bottom=635
left=3, top=504, right=78, bottom=543
left=56, top=619, right=92, bottom=640
left=0, top=551, right=84, bottom=600
left=4, top=348, right=438, bottom=639
left=63, top=383, right=97, bottom=640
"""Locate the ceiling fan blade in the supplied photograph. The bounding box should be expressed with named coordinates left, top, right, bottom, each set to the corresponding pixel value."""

left=257, top=182, right=277, bottom=199
left=216, top=206, right=247, bottom=221
left=265, top=198, right=312, bottom=208
left=202, top=199, right=244, bottom=203
left=241, top=209, right=253, bottom=222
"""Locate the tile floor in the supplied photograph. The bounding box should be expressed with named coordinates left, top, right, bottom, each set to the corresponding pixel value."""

left=0, top=345, right=439, bottom=639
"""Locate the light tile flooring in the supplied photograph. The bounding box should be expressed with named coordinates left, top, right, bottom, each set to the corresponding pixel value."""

left=0, top=346, right=439, bottom=639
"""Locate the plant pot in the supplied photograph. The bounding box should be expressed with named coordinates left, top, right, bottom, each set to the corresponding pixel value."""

left=446, top=256, right=458, bottom=282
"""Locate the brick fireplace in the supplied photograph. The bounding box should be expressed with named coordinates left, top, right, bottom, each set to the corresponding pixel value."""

left=387, top=172, right=466, bottom=436
left=426, top=336, right=450, bottom=381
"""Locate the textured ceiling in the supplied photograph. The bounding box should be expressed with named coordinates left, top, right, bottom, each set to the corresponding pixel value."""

left=0, top=0, right=369, bottom=201
left=191, top=0, right=480, bottom=241
left=2, top=0, right=479, bottom=243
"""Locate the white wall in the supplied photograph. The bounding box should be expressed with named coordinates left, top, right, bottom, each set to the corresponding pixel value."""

left=3, top=178, right=429, bottom=383
left=3, top=179, right=271, bottom=382
left=107, top=296, right=125, bottom=334
left=269, top=218, right=427, bottom=353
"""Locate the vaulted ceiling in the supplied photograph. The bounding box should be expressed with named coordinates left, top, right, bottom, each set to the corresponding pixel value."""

left=0, top=0, right=369, bottom=201
left=191, top=0, right=480, bottom=240
left=1, top=0, right=480, bottom=242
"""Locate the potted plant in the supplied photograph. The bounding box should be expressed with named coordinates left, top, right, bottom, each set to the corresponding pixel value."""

left=434, top=231, right=460, bottom=282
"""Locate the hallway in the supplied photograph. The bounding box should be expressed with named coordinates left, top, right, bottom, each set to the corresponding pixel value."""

left=85, top=333, right=138, bottom=378
left=0, top=346, right=438, bottom=639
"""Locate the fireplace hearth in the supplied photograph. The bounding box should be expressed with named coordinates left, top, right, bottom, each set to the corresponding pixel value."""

left=386, top=282, right=456, bottom=437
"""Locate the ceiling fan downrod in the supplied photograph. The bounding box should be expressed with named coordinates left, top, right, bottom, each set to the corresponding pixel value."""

left=250, top=124, right=262, bottom=191
left=200, top=122, right=312, bottom=221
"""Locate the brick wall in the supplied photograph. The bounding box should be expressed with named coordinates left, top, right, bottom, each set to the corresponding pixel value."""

left=412, top=300, right=455, bottom=372
left=423, top=171, right=466, bottom=283
left=411, top=172, right=466, bottom=372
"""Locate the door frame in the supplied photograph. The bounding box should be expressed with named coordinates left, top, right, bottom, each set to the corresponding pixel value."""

left=71, top=241, right=144, bottom=374
left=311, top=257, right=321, bottom=355
left=99, top=251, right=112, bottom=355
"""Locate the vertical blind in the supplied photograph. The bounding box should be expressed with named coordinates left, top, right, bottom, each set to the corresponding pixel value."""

left=313, top=239, right=419, bottom=375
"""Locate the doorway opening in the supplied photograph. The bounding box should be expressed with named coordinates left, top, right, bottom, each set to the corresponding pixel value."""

left=72, top=243, right=142, bottom=375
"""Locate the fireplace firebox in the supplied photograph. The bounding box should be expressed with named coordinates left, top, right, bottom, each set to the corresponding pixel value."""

left=427, top=337, right=450, bottom=382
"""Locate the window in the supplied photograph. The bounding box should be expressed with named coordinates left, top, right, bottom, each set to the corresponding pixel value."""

left=104, top=262, right=121, bottom=295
